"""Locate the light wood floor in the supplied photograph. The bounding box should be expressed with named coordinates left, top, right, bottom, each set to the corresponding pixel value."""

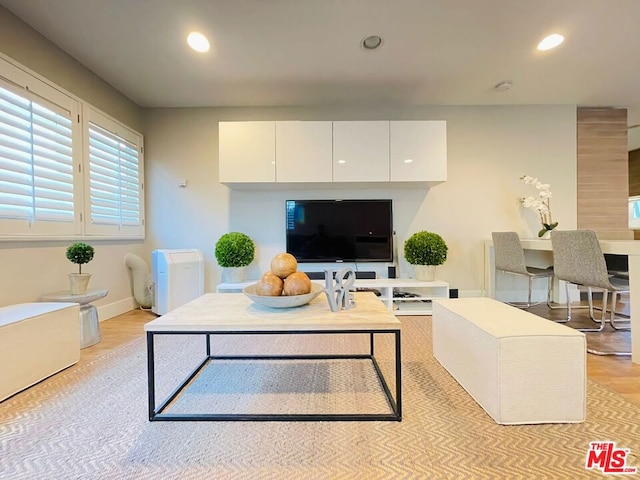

left=82, top=305, right=640, bottom=408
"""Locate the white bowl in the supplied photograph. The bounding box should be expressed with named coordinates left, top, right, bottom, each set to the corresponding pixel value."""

left=243, top=282, right=324, bottom=308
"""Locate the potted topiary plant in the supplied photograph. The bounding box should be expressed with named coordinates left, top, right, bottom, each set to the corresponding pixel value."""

left=404, top=231, right=448, bottom=281
left=215, top=232, right=255, bottom=283
left=66, top=242, right=95, bottom=294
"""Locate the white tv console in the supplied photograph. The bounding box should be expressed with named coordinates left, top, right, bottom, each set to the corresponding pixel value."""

left=217, top=278, right=450, bottom=316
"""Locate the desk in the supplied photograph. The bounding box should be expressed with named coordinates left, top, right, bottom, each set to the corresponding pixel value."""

left=40, top=289, right=108, bottom=348
left=484, top=238, right=640, bottom=364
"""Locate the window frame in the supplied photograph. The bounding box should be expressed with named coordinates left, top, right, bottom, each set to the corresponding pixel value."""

left=0, top=54, right=144, bottom=241
left=83, top=105, right=145, bottom=238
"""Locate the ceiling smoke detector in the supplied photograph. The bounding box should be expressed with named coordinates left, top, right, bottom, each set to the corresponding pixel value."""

left=361, top=35, right=383, bottom=50
left=494, top=81, right=513, bottom=92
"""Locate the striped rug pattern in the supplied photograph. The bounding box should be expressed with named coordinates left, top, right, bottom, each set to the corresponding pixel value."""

left=1, top=316, right=639, bottom=479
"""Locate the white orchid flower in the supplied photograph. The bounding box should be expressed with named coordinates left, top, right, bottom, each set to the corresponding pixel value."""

left=519, top=175, right=556, bottom=233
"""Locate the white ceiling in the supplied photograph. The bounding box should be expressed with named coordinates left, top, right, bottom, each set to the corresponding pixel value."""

left=2, top=0, right=640, bottom=145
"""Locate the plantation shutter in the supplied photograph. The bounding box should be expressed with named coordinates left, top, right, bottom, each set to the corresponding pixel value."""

left=0, top=76, right=79, bottom=235
left=85, top=107, right=144, bottom=237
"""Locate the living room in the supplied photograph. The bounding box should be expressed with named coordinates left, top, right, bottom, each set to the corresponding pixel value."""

left=1, top=1, right=639, bottom=478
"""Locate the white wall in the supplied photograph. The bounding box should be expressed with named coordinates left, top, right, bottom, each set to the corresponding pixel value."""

left=0, top=7, right=144, bottom=131
left=0, top=241, right=144, bottom=315
left=144, top=105, right=577, bottom=295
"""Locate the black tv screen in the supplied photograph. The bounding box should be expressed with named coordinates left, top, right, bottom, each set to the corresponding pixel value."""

left=286, top=199, right=393, bottom=262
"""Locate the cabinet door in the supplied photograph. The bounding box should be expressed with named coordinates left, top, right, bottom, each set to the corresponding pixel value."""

left=275, top=121, right=332, bottom=182
left=390, top=121, right=447, bottom=182
left=219, top=121, right=275, bottom=182
left=333, top=121, right=390, bottom=182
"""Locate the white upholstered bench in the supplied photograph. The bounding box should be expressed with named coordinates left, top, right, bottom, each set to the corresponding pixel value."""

left=432, top=297, right=586, bottom=425
left=0, top=302, right=80, bottom=402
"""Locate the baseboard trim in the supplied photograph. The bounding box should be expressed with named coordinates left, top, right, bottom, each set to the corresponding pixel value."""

left=97, top=296, right=137, bottom=321
left=460, top=290, right=484, bottom=298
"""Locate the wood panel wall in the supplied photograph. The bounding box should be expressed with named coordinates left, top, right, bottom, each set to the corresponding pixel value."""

left=577, top=107, right=632, bottom=239
left=629, top=148, right=640, bottom=196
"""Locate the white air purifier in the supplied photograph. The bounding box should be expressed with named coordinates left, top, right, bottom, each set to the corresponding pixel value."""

left=152, top=249, right=204, bottom=315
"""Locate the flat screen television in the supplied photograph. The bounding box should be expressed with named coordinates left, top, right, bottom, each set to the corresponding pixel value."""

left=285, top=199, right=393, bottom=262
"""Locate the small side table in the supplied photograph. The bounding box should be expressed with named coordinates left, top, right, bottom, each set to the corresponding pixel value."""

left=40, top=289, right=109, bottom=348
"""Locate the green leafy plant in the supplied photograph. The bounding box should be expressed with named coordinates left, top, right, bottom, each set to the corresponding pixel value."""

left=215, top=232, right=255, bottom=267
left=404, top=231, right=448, bottom=266
left=66, top=242, right=95, bottom=274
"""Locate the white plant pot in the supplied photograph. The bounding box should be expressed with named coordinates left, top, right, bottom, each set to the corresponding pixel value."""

left=414, top=265, right=436, bottom=282
left=69, top=273, right=92, bottom=294
left=222, top=267, right=245, bottom=283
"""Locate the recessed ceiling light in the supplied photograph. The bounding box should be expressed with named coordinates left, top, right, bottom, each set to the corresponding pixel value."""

left=337, top=159, right=347, bottom=164
left=537, top=33, right=564, bottom=51
left=403, top=159, right=413, bottom=164
left=361, top=35, right=383, bottom=50
left=187, top=32, right=210, bottom=53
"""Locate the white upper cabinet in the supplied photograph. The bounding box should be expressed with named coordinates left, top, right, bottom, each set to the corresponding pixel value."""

left=333, top=121, right=390, bottom=182
left=219, top=121, right=275, bottom=182
left=275, top=121, right=332, bottom=182
left=219, top=119, right=447, bottom=185
left=390, top=121, right=447, bottom=182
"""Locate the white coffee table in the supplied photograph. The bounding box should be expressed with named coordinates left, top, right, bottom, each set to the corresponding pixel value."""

left=144, top=291, right=402, bottom=422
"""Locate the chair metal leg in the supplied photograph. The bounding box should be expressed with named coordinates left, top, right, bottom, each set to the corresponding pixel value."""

left=546, top=276, right=569, bottom=322
left=546, top=278, right=590, bottom=316
left=582, top=289, right=631, bottom=356
left=568, top=284, right=605, bottom=332
left=609, top=291, right=631, bottom=331
left=502, top=273, right=537, bottom=309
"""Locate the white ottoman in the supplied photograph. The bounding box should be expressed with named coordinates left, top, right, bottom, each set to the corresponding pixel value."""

left=432, top=298, right=586, bottom=425
left=0, top=302, right=80, bottom=402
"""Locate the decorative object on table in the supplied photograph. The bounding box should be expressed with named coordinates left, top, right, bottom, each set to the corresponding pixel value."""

left=404, top=231, right=448, bottom=281
left=255, top=271, right=284, bottom=296
left=253, top=253, right=312, bottom=297
left=519, top=175, right=558, bottom=238
left=214, top=232, right=255, bottom=283
left=66, top=242, right=95, bottom=294
left=324, top=267, right=356, bottom=312
left=270, top=252, right=298, bottom=279
left=243, top=283, right=324, bottom=308
left=248, top=253, right=314, bottom=307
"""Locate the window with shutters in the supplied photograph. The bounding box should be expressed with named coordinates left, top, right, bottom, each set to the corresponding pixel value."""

left=84, top=107, right=144, bottom=237
left=0, top=67, right=82, bottom=236
left=0, top=55, right=143, bottom=240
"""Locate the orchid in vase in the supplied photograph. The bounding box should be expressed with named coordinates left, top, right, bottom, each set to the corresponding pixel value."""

left=519, top=175, right=558, bottom=237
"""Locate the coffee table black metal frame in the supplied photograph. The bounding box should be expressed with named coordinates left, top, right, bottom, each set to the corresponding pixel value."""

left=147, top=328, right=401, bottom=422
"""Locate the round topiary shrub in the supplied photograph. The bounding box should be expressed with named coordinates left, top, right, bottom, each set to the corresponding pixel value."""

left=404, top=231, right=448, bottom=266
left=215, top=232, right=255, bottom=267
left=66, top=242, right=95, bottom=274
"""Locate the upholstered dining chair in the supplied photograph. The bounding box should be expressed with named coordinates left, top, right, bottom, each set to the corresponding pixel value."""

left=492, top=232, right=554, bottom=309
left=550, top=229, right=630, bottom=356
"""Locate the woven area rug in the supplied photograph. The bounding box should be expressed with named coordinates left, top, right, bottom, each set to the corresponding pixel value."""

left=1, top=316, right=639, bottom=479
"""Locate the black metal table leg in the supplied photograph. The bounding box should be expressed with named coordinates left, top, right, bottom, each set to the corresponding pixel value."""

left=147, top=332, right=156, bottom=421
left=147, top=328, right=402, bottom=422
